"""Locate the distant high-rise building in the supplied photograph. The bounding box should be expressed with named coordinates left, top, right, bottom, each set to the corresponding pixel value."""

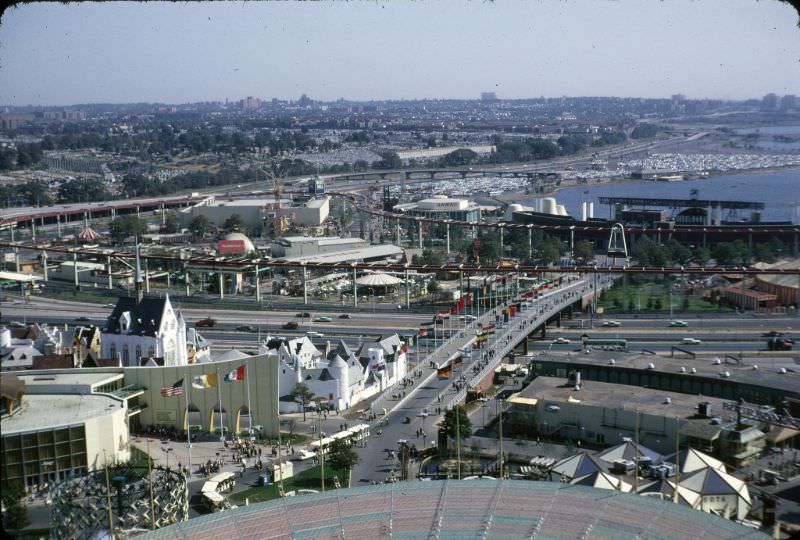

left=780, top=94, right=796, bottom=112
left=238, top=96, right=262, bottom=110
left=481, top=92, right=498, bottom=101
left=762, top=93, right=779, bottom=110
left=670, top=94, right=686, bottom=102
left=298, top=94, right=313, bottom=107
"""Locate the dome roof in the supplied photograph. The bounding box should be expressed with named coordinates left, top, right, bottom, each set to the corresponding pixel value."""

left=222, top=232, right=256, bottom=253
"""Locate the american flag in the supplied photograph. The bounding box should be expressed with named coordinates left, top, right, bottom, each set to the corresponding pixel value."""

left=160, top=379, right=184, bottom=397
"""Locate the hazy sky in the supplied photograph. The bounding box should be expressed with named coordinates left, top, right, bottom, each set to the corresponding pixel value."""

left=1, top=1, right=798, bottom=106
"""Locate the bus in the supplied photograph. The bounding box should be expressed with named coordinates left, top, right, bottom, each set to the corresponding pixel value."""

left=305, top=424, right=371, bottom=457
left=582, top=337, right=627, bottom=351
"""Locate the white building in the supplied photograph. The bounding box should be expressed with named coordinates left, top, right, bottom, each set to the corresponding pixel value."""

left=1, top=324, right=68, bottom=371
left=261, top=334, right=408, bottom=412
left=102, top=295, right=189, bottom=367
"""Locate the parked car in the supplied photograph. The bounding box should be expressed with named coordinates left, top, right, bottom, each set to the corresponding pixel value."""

left=680, top=337, right=702, bottom=345
left=296, top=312, right=312, bottom=318
left=282, top=321, right=299, bottom=330
left=75, top=316, right=91, bottom=322
left=313, top=316, right=332, bottom=322
left=306, top=331, right=324, bottom=338
left=552, top=337, right=571, bottom=344
left=762, top=330, right=784, bottom=338
left=338, top=313, right=352, bottom=319
left=602, top=320, right=621, bottom=327
left=669, top=320, right=689, bottom=327
left=236, top=325, right=256, bottom=332
left=195, top=317, right=216, bottom=328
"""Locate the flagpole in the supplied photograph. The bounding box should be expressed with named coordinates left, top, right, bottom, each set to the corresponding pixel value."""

left=217, top=368, right=224, bottom=441
left=184, top=374, right=192, bottom=478
left=246, top=361, right=254, bottom=435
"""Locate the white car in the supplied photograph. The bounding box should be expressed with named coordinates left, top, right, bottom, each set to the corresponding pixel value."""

left=306, top=331, right=325, bottom=338
left=669, top=320, right=689, bottom=327
left=602, top=320, right=622, bottom=327
left=552, top=337, right=571, bottom=344
left=680, top=337, right=702, bottom=345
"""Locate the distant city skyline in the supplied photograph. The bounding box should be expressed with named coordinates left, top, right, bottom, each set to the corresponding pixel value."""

left=0, top=1, right=798, bottom=106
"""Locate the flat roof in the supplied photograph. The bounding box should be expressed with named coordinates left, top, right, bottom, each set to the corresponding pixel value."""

left=527, top=351, right=800, bottom=396
left=517, top=376, right=732, bottom=420
left=2, top=393, right=124, bottom=435
left=281, top=245, right=403, bottom=264
left=304, top=197, right=329, bottom=208
left=211, top=198, right=292, bottom=207
left=16, top=371, right=123, bottom=392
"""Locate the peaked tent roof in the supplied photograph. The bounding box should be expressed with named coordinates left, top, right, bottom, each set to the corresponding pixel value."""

left=680, top=467, right=750, bottom=504
left=355, top=272, right=404, bottom=286
left=637, top=479, right=701, bottom=507
left=570, top=471, right=632, bottom=492
left=671, top=448, right=727, bottom=475
left=215, top=349, right=251, bottom=362
left=550, top=452, right=607, bottom=480
left=596, top=440, right=664, bottom=465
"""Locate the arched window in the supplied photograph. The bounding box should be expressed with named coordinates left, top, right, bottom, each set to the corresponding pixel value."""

left=122, top=344, right=130, bottom=363
left=109, top=343, right=117, bottom=359
left=148, top=346, right=155, bottom=358
left=135, top=345, right=142, bottom=361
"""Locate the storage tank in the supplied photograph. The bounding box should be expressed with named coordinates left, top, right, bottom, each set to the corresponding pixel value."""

left=0, top=327, right=11, bottom=348
left=581, top=202, right=588, bottom=222
left=505, top=203, right=524, bottom=221
left=541, top=197, right=558, bottom=215
left=556, top=204, right=568, bottom=216
left=588, top=202, right=594, bottom=218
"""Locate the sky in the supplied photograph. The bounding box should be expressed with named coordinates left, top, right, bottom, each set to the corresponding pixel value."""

left=0, top=1, right=798, bottom=106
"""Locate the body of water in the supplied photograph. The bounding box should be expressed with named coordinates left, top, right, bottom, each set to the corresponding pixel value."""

left=735, top=126, right=800, bottom=136
left=523, top=170, right=800, bottom=222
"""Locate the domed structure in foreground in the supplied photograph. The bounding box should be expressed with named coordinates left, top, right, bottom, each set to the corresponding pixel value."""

left=140, top=480, right=766, bottom=540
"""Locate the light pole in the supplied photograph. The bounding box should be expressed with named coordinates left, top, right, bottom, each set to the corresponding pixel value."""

left=163, top=447, right=173, bottom=470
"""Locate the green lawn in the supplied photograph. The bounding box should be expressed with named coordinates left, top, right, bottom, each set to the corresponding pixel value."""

left=597, top=283, right=732, bottom=314
left=229, top=465, right=343, bottom=505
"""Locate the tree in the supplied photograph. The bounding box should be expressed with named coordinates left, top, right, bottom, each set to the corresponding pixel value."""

left=189, top=215, right=211, bottom=237
left=427, top=278, right=440, bottom=295
left=1, top=480, right=29, bottom=530
left=288, top=383, right=315, bottom=422
left=223, top=213, right=246, bottom=233
left=693, top=247, right=711, bottom=267
left=110, top=215, right=147, bottom=243
left=440, top=405, right=472, bottom=441
left=163, top=212, right=181, bottom=234
left=326, top=438, right=360, bottom=487
left=572, top=240, right=594, bottom=265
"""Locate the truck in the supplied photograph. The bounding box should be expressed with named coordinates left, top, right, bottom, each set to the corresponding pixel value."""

left=195, top=317, right=216, bottom=328
left=766, top=338, right=793, bottom=351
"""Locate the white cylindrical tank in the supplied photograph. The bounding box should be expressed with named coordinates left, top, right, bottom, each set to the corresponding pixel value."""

left=792, top=205, right=800, bottom=225
left=557, top=204, right=568, bottom=216
left=541, top=197, right=558, bottom=215
left=581, top=202, right=588, bottom=222
left=711, top=205, right=722, bottom=226
left=588, top=202, right=594, bottom=218
left=0, top=327, right=11, bottom=348
left=506, top=203, right=524, bottom=221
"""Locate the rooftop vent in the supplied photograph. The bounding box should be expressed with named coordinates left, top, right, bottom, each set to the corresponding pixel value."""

left=778, top=367, right=787, bottom=374
left=752, top=365, right=758, bottom=370
left=647, top=363, right=655, bottom=370
left=690, top=367, right=697, bottom=374
left=608, top=359, right=615, bottom=365
left=719, top=371, right=730, bottom=378
left=664, top=396, right=672, bottom=405
left=679, top=366, right=686, bottom=373
left=713, top=358, right=721, bottom=365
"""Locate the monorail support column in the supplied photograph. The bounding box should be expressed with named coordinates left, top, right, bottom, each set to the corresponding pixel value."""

left=107, top=255, right=113, bottom=289
left=747, top=230, right=753, bottom=265
left=499, top=227, right=504, bottom=253
left=352, top=267, right=358, bottom=308
left=405, top=268, right=411, bottom=309
left=144, top=257, right=150, bottom=293
left=161, top=204, right=166, bottom=225
left=418, top=221, right=423, bottom=249
left=540, top=325, right=546, bottom=339
left=10, top=227, right=14, bottom=242
left=41, top=250, right=48, bottom=282
left=522, top=336, right=529, bottom=355
left=302, top=266, right=308, bottom=306
left=184, top=265, right=191, bottom=297
left=396, top=219, right=401, bottom=246
left=794, top=230, right=799, bottom=257
left=56, top=215, right=61, bottom=238
left=218, top=272, right=224, bottom=299
left=446, top=223, right=450, bottom=255
left=72, top=252, right=79, bottom=291
left=31, top=219, right=36, bottom=242
left=14, top=247, right=20, bottom=272
left=254, top=264, right=261, bottom=304
left=136, top=206, right=140, bottom=218
left=528, top=227, right=532, bottom=259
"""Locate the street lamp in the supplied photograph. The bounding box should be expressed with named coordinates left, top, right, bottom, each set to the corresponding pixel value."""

left=162, top=447, right=173, bottom=470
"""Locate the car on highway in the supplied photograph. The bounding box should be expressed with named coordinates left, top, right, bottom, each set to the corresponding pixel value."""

left=338, top=313, right=352, bottom=319
left=313, top=316, right=332, bottom=322
left=762, top=330, right=784, bottom=338
left=236, top=325, right=256, bottom=332
left=296, top=312, right=312, bottom=318
left=552, top=337, right=571, bottom=344
left=669, top=320, right=689, bottom=327
left=195, top=317, right=216, bottom=328
left=680, top=337, right=702, bottom=345
left=282, top=321, right=299, bottom=330
left=602, top=320, right=621, bottom=327
left=306, top=331, right=324, bottom=338
left=75, top=316, right=91, bottom=322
